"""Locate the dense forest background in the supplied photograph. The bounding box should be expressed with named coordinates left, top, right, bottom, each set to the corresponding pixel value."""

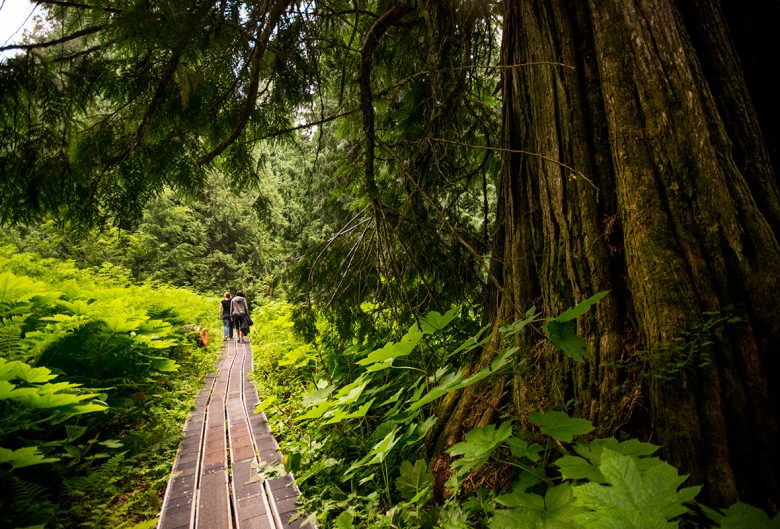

left=1, top=1, right=779, bottom=528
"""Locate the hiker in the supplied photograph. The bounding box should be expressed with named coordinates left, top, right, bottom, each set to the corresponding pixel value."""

left=231, top=289, right=251, bottom=344
left=219, top=291, right=233, bottom=340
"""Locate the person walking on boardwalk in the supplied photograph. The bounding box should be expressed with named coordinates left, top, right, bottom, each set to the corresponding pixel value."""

left=231, top=289, right=250, bottom=344
left=219, top=291, right=234, bottom=340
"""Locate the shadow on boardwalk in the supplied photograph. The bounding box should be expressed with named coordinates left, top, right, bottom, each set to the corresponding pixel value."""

left=158, top=339, right=314, bottom=529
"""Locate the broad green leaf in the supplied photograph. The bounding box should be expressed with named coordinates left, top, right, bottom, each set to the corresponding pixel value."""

left=0, top=379, right=16, bottom=398
left=357, top=325, right=423, bottom=365
left=440, top=504, right=471, bottom=529
left=715, top=502, right=780, bottom=529
left=506, top=436, right=543, bottom=462
left=487, top=347, right=517, bottom=373
left=0, top=272, right=45, bottom=303
left=544, top=292, right=609, bottom=361
left=102, top=315, right=140, bottom=333
left=499, top=306, right=540, bottom=337
left=295, top=400, right=335, bottom=420
left=58, top=299, right=92, bottom=315
left=395, top=459, right=434, bottom=500
left=406, top=370, right=464, bottom=413
left=0, top=359, right=55, bottom=384
left=574, top=437, right=662, bottom=474
left=301, top=383, right=334, bottom=407
left=449, top=324, right=491, bottom=357
left=366, top=427, right=400, bottom=464
left=61, top=401, right=109, bottom=416
left=364, top=358, right=395, bottom=373
left=346, top=427, right=402, bottom=477
left=448, top=421, right=513, bottom=474
left=98, top=439, right=124, bottom=448
left=323, top=399, right=374, bottom=425
left=279, top=345, right=312, bottom=367
left=493, top=484, right=584, bottom=528
left=127, top=518, right=159, bottom=529
left=556, top=455, right=605, bottom=482
left=496, top=490, right=544, bottom=509
left=334, top=379, right=368, bottom=405
left=379, top=387, right=405, bottom=406
left=13, top=391, right=100, bottom=409
left=335, top=511, right=354, bottom=529
left=135, top=336, right=178, bottom=349
left=406, top=348, right=514, bottom=416
left=530, top=411, right=594, bottom=443
left=0, top=446, right=59, bottom=469
left=545, top=319, right=586, bottom=362
left=572, top=449, right=700, bottom=529
left=404, top=415, right=437, bottom=445
left=554, top=291, right=610, bottom=322
left=254, top=395, right=277, bottom=413
left=151, top=358, right=179, bottom=372
left=419, top=307, right=458, bottom=333
left=65, top=425, right=88, bottom=442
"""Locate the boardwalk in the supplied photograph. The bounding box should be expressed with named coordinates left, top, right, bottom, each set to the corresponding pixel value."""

left=158, top=339, right=313, bottom=529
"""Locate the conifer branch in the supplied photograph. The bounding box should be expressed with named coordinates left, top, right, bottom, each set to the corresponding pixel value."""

left=198, top=0, right=294, bottom=165
left=35, top=0, right=121, bottom=13
left=0, top=25, right=104, bottom=52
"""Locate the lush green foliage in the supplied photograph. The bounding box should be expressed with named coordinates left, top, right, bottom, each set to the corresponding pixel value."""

left=252, top=299, right=775, bottom=528
left=1, top=0, right=502, bottom=341
left=0, top=246, right=220, bottom=528
left=3, top=169, right=287, bottom=301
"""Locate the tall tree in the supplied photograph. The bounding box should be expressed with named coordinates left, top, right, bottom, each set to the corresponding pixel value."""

left=434, top=0, right=779, bottom=510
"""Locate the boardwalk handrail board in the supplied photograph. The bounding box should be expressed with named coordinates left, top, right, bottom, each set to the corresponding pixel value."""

left=158, top=340, right=313, bottom=529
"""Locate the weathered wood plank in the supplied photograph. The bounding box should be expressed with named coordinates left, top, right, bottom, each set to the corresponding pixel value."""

left=158, top=356, right=222, bottom=529
left=195, top=349, right=234, bottom=529
left=160, top=337, right=315, bottom=529
left=196, top=471, right=232, bottom=529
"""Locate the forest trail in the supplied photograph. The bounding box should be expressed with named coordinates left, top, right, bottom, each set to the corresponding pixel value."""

left=158, top=339, right=312, bottom=529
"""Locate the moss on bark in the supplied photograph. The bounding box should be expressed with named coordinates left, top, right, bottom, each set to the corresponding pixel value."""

left=435, top=0, right=780, bottom=511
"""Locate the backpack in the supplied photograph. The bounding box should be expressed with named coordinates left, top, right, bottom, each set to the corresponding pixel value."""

left=232, top=297, right=247, bottom=317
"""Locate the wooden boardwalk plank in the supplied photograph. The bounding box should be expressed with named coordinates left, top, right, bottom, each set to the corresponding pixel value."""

left=158, top=357, right=223, bottom=529
left=159, top=339, right=315, bottom=529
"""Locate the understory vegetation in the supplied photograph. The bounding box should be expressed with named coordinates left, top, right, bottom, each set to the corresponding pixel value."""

left=0, top=246, right=220, bottom=529
left=252, top=301, right=779, bottom=529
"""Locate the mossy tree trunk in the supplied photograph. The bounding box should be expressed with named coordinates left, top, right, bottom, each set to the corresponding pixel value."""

left=434, top=0, right=780, bottom=510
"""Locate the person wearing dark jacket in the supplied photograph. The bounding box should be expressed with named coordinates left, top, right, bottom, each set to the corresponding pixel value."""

left=230, top=289, right=250, bottom=344
left=219, top=291, right=234, bottom=340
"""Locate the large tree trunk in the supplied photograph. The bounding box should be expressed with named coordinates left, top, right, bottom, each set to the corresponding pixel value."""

left=436, top=0, right=780, bottom=510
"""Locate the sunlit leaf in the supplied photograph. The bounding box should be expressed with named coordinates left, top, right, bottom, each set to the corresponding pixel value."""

left=0, top=446, right=59, bottom=469
left=419, top=307, right=458, bottom=334
left=151, top=358, right=179, bottom=372
left=448, top=421, right=513, bottom=474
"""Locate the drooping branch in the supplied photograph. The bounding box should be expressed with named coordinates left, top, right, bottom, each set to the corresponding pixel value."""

left=357, top=1, right=411, bottom=201
left=198, top=0, right=294, bottom=165
left=0, top=25, right=104, bottom=52
left=35, top=0, right=121, bottom=13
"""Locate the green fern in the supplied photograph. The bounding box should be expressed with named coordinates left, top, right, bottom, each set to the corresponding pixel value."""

left=0, top=316, right=26, bottom=361
left=0, top=473, right=55, bottom=528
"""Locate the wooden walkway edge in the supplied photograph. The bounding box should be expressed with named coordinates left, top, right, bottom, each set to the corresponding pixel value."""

left=158, top=339, right=314, bottom=529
